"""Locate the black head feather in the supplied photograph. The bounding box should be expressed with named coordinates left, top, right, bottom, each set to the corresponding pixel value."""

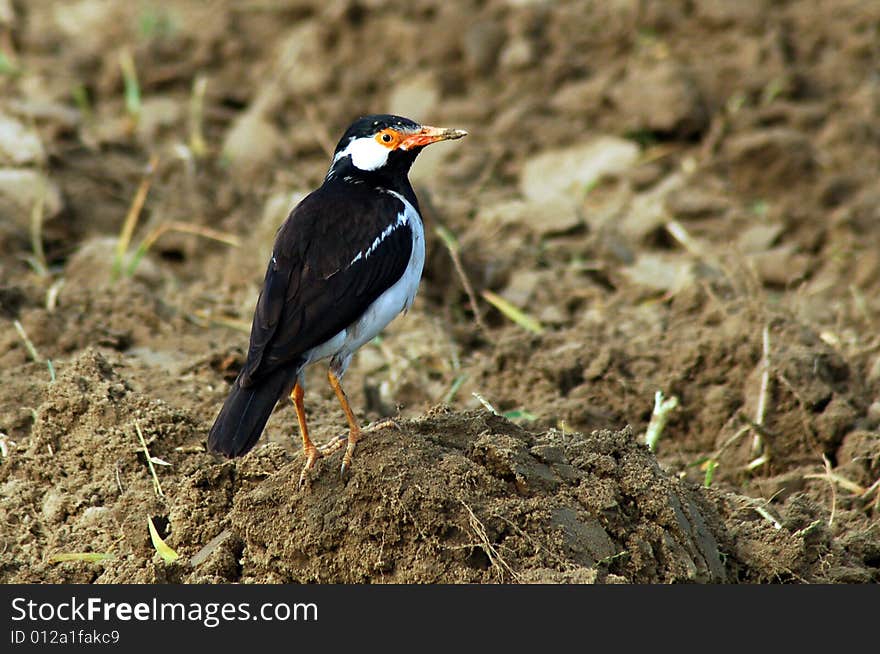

left=334, top=114, right=422, bottom=153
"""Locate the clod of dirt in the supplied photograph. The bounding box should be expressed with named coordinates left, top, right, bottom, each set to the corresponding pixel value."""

left=0, top=168, right=63, bottom=230
left=611, top=59, right=708, bottom=137
left=0, top=112, right=46, bottom=166
left=519, top=138, right=639, bottom=206
left=228, top=409, right=728, bottom=583
left=721, top=128, right=817, bottom=193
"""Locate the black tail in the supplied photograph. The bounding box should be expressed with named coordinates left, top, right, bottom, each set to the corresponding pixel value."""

left=207, top=368, right=293, bottom=458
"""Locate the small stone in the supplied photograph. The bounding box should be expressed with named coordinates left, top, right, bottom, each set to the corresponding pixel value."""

left=462, top=21, right=506, bottom=74
left=736, top=223, right=784, bottom=253
left=0, top=168, right=63, bottom=229
left=747, top=245, right=810, bottom=286
left=221, top=112, right=282, bottom=175
left=501, top=269, right=543, bottom=307
left=0, top=112, right=45, bottom=165
left=814, top=397, right=858, bottom=446
left=499, top=36, right=533, bottom=70
left=550, top=74, right=612, bottom=115
left=538, top=304, right=567, bottom=325
left=64, top=236, right=165, bottom=288
left=388, top=73, right=440, bottom=124
left=867, top=357, right=880, bottom=384
left=664, top=187, right=731, bottom=220
left=79, top=506, right=111, bottom=526
left=611, top=60, right=707, bottom=136
left=723, top=128, right=816, bottom=192
left=866, top=401, right=880, bottom=425
left=621, top=253, right=694, bottom=293
left=619, top=172, right=685, bottom=242
left=352, top=344, right=386, bottom=375
left=136, top=97, right=182, bottom=144
left=275, top=22, right=331, bottom=98
left=520, top=137, right=639, bottom=206
left=477, top=198, right=583, bottom=236
left=52, top=0, right=126, bottom=57
left=41, top=490, right=66, bottom=524
left=626, top=163, right=666, bottom=190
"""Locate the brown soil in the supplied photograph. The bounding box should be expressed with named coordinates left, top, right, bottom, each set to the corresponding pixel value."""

left=1, top=0, right=878, bottom=584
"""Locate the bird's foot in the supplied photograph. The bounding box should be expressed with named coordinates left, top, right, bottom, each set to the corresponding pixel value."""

left=298, top=445, right=324, bottom=488
left=365, top=417, right=401, bottom=433
left=312, top=419, right=401, bottom=478
left=314, top=433, right=346, bottom=457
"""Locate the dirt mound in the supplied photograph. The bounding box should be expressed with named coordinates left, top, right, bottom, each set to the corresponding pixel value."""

left=228, top=410, right=726, bottom=584
left=1, top=349, right=870, bottom=584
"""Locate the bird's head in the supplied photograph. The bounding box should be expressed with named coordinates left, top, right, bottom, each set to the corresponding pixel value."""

left=328, top=114, right=467, bottom=180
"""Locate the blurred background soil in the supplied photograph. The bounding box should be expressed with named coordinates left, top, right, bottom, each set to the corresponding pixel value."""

left=0, top=0, right=878, bottom=583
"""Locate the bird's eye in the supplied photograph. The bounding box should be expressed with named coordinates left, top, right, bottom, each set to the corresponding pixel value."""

left=376, top=130, right=399, bottom=147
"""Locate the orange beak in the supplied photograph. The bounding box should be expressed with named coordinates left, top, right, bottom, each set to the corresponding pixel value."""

left=399, top=125, right=468, bottom=150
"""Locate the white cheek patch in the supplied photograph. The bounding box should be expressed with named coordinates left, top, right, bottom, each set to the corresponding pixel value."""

left=336, top=136, right=391, bottom=171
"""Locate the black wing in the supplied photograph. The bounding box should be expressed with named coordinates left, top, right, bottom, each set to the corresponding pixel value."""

left=238, top=182, right=414, bottom=387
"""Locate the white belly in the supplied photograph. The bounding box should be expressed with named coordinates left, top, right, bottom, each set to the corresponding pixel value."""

left=304, top=192, right=425, bottom=377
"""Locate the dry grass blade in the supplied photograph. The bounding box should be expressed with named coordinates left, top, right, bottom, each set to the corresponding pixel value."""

left=13, top=319, right=54, bottom=381
left=46, top=278, right=64, bottom=312
left=134, top=421, right=164, bottom=498
left=48, top=552, right=114, bottom=564
left=189, top=74, right=208, bottom=158
left=644, top=390, right=679, bottom=451
left=0, top=432, right=10, bottom=462
left=460, top=500, right=517, bottom=581
left=804, top=470, right=866, bottom=495
left=118, top=48, right=141, bottom=124
left=752, top=504, right=782, bottom=530
left=13, top=319, right=40, bottom=363
left=752, top=324, right=771, bottom=456
left=189, top=309, right=251, bottom=333
left=435, top=225, right=489, bottom=335
left=190, top=529, right=231, bottom=568
left=472, top=391, right=500, bottom=415
left=29, top=177, right=48, bottom=276
left=147, top=516, right=180, bottom=563
left=113, top=153, right=159, bottom=280
left=666, top=219, right=709, bottom=261
left=481, top=290, right=544, bottom=335
left=126, top=221, right=241, bottom=277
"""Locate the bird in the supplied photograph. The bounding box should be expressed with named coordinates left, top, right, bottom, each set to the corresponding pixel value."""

left=207, top=114, right=467, bottom=485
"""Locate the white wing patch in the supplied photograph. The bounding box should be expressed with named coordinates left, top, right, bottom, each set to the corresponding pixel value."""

left=348, top=208, right=409, bottom=267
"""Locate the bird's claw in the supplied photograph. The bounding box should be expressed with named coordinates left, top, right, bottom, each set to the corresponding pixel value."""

left=302, top=420, right=394, bottom=482
left=340, top=441, right=356, bottom=478
left=298, top=446, right=323, bottom=489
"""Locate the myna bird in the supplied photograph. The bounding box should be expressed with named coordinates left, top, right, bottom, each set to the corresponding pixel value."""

left=208, top=114, right=467, bottom=485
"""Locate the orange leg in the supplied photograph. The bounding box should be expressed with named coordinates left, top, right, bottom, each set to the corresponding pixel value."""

left=327, top=370, right=362, bottom=474
left=291, top=382, right=321, bottom=487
